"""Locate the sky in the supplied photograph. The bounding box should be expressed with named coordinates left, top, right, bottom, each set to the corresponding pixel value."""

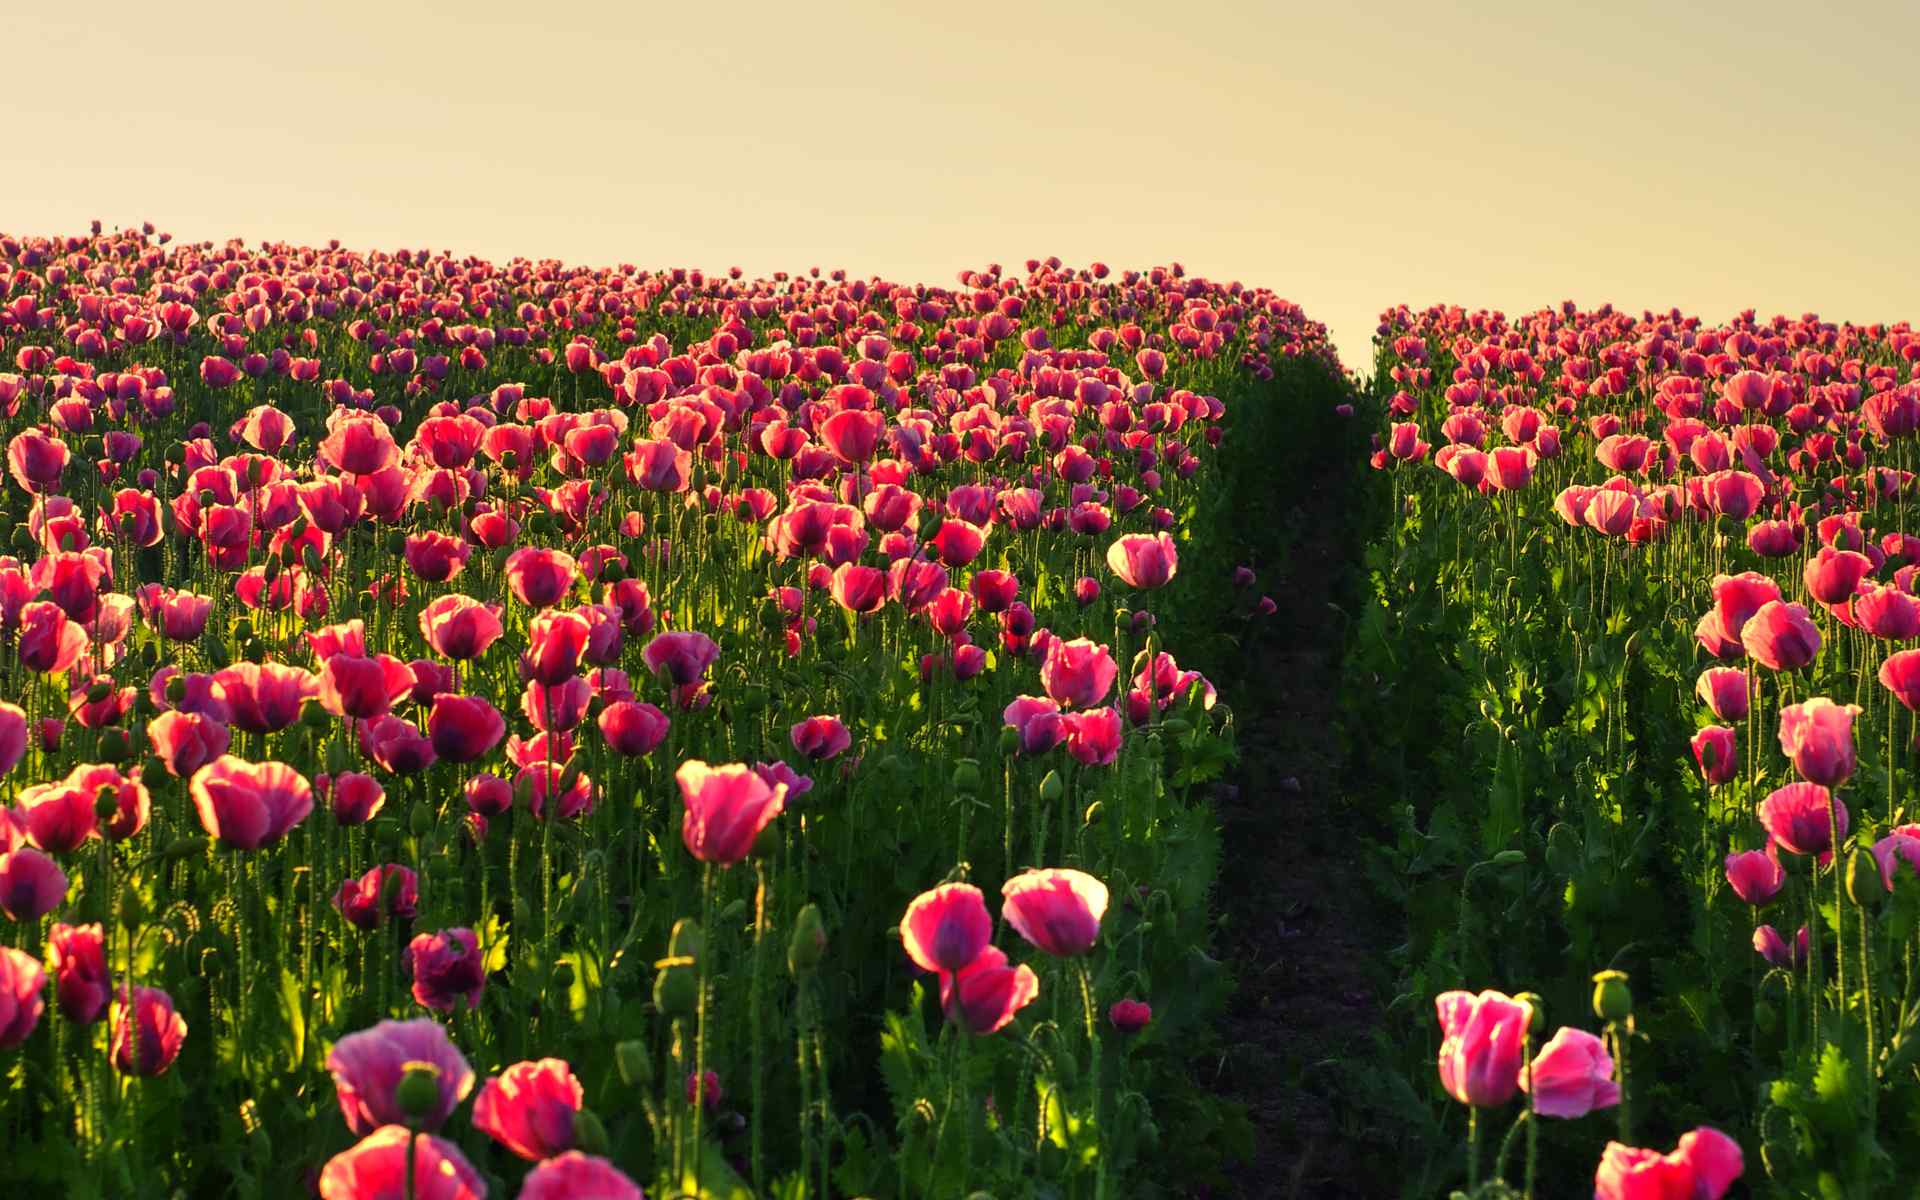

left=9, top=0, right=1915, bottom=372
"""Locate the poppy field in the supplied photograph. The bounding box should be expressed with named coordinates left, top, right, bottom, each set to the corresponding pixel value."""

left=0, top=224, right=1352, bottom=1199
left=1359, top=303, right=1920, bottom=1197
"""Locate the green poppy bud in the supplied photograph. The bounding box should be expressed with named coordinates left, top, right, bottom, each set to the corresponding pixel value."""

left=615, top=1039, right=653, bottom=1087
left=788, top=904, right=827, bottom=976
left=572, top=1109, right=610, bottom=1156
left=1514, top=992, right=1546, bottom=1036
left=1847, top=848, right=1887, bottom=908
left=1039, top=770, right=1064, bottom=803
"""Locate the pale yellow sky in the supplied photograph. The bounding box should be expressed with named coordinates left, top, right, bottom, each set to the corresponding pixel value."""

left=10, top=1, right=1914, bottom=369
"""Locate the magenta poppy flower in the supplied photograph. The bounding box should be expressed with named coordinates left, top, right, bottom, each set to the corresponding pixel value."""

left=1758, top=781, right=1847, bottom=860
left=318, top=1125, right=485, bottom=1200
left=146, top=709, right=231, bottom=778
left=522, top=678, right=592, bottom=733
left=1880, top=649, right=1920, bottom=710
left=516, top=763, right=594, bottom=823
left=189, top=756, right=314, bottom=849
left=111, top=985, right=186, bottom=1075
left=404, top=928, right=486, bottom=1013
left=1741, top=600, right=1820, bottom=671
left=505, top=548, right=579, bottom=609
left=418, top=595, right=505, bottom=661
left=1873, top=831, right=1920, bottom=892
left=427, top=695, right=505, bottom=764
left=7, top=430, right=70, bottom=493
left=1039, top=637, right=1117, bottom=709
left=1434, top=989, right=1530, bottom=1107
left=597, top=700, right=669, bottom=757
left=1725, top=848, right=1785, bottom=906
left=1691, top=726, right=1737, bottom=786
left=215, top=662, right=320, bottom=733
left=830, top=563, right=888, bottom=614
left=46, top=921, right=108, bottom=1024
left=625, top=439, right=693, bottom=492
left=1109, top=998, right=1152, bottom=1034
left=940, top=945, right=1039, bottom=1035
left=643, top=631, right=720, bottom=687
left=0, top=848, right=67, bottom=921
left=326, top=1017, right=474, bottom=1135
left=17, top=601, right=89, bottom=675
left=518, top=1153, right=646, bottom=1200
left=15, top=772, right=98, bottom=853
left=821, top=408, right=885, bottom=464
left=1706, top=571, right=1782, bottom=648
left=1754, top=923, right=1809, bottom=969
left=0, top=947, right=46, bottom=1048
left=676, top=760, right=786, bottom=866
left=473, top=1057, right=584, bottom=1161
left=901, top=883, right=993, bottom=975
left=1520, top=1026, right=1619, bottom=1118
left=332, top=864, right=418, bottom=932
left=1776, top=697, right=1860, bottom=787
left=1693, top=667, right=1749, bottom=721
left=318, top=413, right=400, bottom=476
left=358, top=716, right=439, bottom=775
left=1484, top=445, right=1535, bottom=491
left=403, top=532, right=472, bottom=584
left=790, top=715, right=851, bottom=761
left=1001, top=868, right=1108, bottom=957
left=1003, top=695, right=1067, bottom=754
left=0, top=702, right=25, bottom=779
left=1595, top=1127, right=1743, bottom=1200
left=1804, top=546, right=1874, bottom=606
left=1064, top=706, right=1124, bottom=765
left=1106, top=532, right=1179, bottom=589
left=319, top=654, right=416, bottom=721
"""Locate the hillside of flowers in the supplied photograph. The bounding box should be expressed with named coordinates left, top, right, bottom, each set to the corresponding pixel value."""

left=0, top=224, right=1349, bottom=1198
left=1360, top=302, right=1920, bottom=1197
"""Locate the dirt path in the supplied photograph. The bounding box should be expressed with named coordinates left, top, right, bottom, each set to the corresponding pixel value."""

left=1202, top=445, right=1405, bottom=1198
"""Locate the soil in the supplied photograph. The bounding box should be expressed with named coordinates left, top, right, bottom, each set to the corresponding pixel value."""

left=1201, top=450, right=1405, bottom=1198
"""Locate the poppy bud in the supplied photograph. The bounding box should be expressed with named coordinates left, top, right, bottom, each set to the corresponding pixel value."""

left=788, top=904, right=827, bottom=976
left=164, top=674, right=188, bottom=703
left=1513, top=992, right=1546, bottom=1036
left=408, top=802, right=433, bottom=838
left=1591, top=970, right=1633, bottom=1022
left=326, top=738, right=350, bottom=775
left=164, top=835, right=210, bottom=861
left=1084, top=800, right=1104, bottom=826
left=999, top=727, right=1019, bottom=754
left=95, top=731, right=129, bottom=762
left=669, top=918, right=704, bottom=960
left=1039, top=770, right=1063, bottom=802
left=1490, top=850, right=1526, bottom=867
left=573, top=1109, right=610, bottom=1156
left=301, top=699, right=331, bottom=728
left=1847, top=848, right=1887, bottom=908
left=616, top=1039, right=653, bottom=1086
left=395, top=1065, right=443, bottom=1123
left=601, top=561, right=627, bottom=583
left=385, top=531, right=407, bottom=557
left=119, top=886, right=146, bottom=930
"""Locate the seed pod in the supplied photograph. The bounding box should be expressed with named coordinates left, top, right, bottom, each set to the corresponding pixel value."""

left=951, top=759, right=981, bottom=795
left=394, top=1066, right=442, bottom=1122
left=1591, top=970, right=1632, bottom=1022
